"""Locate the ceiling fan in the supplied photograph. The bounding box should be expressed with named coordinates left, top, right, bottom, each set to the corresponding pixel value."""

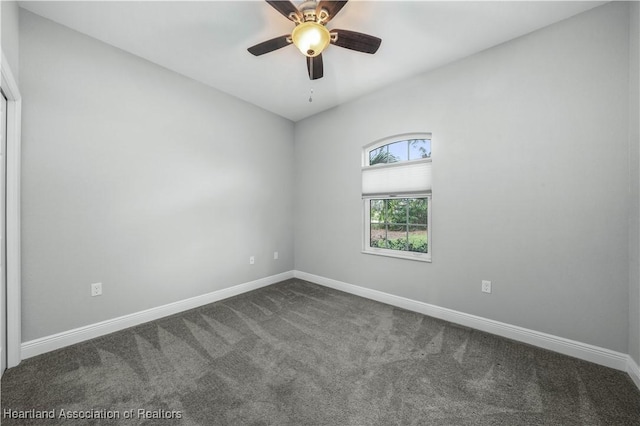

left=247, top=0, right=382, bottom=80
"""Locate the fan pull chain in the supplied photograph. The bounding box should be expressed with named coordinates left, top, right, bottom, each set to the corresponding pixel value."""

left=309, top=87, right=314, bottom=103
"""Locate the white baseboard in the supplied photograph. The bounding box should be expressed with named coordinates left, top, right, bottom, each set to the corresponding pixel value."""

left=293, top=270, right=631, bottom=374
left=627, top=356, right=640, bottom=389
left=21, top=271, right=294, bottom=360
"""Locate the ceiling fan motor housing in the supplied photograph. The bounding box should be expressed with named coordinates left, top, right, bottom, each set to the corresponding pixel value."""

left=299, top=1, right=320, bottom=20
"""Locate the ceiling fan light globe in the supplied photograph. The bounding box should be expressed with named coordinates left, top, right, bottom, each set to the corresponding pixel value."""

left=291, top=21, right=330, bottom=57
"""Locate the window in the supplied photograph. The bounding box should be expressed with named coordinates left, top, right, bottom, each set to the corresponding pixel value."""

left=362, top=134, right=432, bottom=262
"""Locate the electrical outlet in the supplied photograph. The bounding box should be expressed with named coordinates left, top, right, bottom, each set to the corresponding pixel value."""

left=481, top=280, right=492, bottom=294
left=91, top=282, right=102, bottom=297
left=249, top=256, right=255, bottom=265
left=274, top=251, right=279, bottom=260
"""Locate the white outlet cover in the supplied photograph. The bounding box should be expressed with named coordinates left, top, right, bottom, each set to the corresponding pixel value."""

left=481, top=280, right=492, bottom=293
left=91, top=282, right=102, bottom=297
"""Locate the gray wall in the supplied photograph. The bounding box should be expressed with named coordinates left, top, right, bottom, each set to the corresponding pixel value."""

left=1, top=0, right=20, bottom=81
left=294, top=2, right=630, bottom=353
left=630, top=1, right=640, bottom=365
left=19, top=10, right=295, bottom=341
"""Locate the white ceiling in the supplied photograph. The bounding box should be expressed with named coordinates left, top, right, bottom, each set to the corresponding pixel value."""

left=19, top=0, right=607, bottom=122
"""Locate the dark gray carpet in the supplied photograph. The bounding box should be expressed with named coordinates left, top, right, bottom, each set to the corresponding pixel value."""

left=2, top=279, right=639, bottom=425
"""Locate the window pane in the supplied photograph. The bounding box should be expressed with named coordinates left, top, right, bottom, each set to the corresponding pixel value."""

left=407, top=198, right=428, bottom=225
left=386, top=223, right=408, bottom=251
left=370, top=223, right=387, bottom=248
left=369, top=138, right=431, bottom=165
left=369, top=146, right=385, bottom=165
left=386, top=199, right=407, bottom=224
left=369, top=145, right=400, bottom=165
left=387, top=223, right=406, bottom=233
left=409, top=139, right=431, bottom=160
left=408, top=225, right=428, bottom=253
left=370, top=199, right=385, bottom=223
left=387, top=140, right=408, bottom=162
left=386, top=224, right=407, bottom=251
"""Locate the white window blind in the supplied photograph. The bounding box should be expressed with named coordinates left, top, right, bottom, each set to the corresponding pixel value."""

left=362, top=159, right=432, bottom=196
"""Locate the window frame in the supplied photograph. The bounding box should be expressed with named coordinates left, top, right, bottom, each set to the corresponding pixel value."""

left=361, top=133, right=432, bottom=263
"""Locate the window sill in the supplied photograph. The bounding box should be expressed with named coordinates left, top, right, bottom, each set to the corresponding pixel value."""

left=361, top=249, right=431, bottom=263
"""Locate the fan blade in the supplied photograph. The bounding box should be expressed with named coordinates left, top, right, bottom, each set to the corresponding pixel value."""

left=248, top=35, right=292, bottom=56
left=266, top=1, right=302, bottom=22
left=331, top=29, right=381, bottom=54
left=307, top=55, right=324, bottom=80
left=316, top=0, right=348, bottom=23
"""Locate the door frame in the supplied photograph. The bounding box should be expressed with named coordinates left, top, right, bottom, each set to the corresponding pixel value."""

left=1, top=51, right=22, bottom=368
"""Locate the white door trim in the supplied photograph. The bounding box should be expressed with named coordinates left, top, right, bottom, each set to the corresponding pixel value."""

left=1, top=52, right=22, bottom=368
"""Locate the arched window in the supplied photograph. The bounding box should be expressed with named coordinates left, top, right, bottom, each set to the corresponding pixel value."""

left=362, top=133, right=432, bottom=262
